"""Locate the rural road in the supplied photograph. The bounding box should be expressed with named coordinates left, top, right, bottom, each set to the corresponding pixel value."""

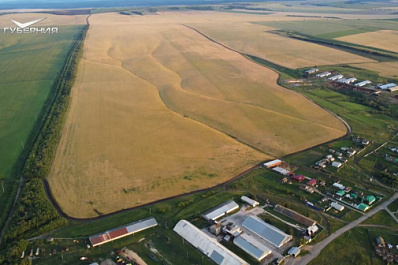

left=286, top=192, right=398, bottom=265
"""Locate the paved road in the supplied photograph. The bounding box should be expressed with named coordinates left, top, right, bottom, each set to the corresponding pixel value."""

left=286, top=192, right=398, bottom=265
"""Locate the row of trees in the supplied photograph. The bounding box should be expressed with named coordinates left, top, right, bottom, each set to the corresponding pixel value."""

left=0, top=25, right=88, bottom=265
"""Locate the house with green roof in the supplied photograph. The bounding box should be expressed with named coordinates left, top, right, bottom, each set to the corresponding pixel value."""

left=358, top=203, right=370, bottom=212
left=350, top=193, right=358, bottom=199
left=365, top=195, right=376, bottom=205
left=336, top=190, right=345, bottom=196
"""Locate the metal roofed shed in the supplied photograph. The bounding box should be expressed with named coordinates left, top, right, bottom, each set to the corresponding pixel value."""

left=241, top=196, right=259, bottom=207
left=242, top=216, right=292, bottom=248
left=272, top=167, right=292, bottom=176
left=307, top=179, right=317, bottom=186
left=316, top=71, right=331, bottom=77
left=173, top=220, right=248, bottom=265
left=234, top=233, right=272, bottom=261
left=330, top=202, right=344, bottom=211
left=305, top=68, right=318, bottom=74
left=379, top=83, right=397, bottom=90
left=89, top=217, right=157, bottom=247
left=201, top=200, right=239, bottom=221
left=332, top=161, right=343, bottom=168
left=274, top=204, right=316, bottom=227
left=328, top=74, right=343, bottom=81
left=333, top=183, right=345, bottom=190
left=355, top=80, right=371, bottom=87
left=288, top=247, right=301, bottom=257
left=263, top=159, right=282, bottom=168
left=336, top=190, right=345, bottom=196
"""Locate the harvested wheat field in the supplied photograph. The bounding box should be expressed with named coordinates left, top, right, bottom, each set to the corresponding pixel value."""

left=49, top=12, right=346, bottom=218
left=337, top=30, right=398, bottom=53
left=190, top=22, right=373, bottom=69
left=352, top=62, right=398, bottom=78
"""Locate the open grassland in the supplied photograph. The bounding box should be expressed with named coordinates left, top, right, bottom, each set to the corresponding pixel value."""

left=309, top=227, right=386, bottom=265
left=337, top=30, right=398, bottom=53
left=191, top=22, right=373, bottom=69
left=351, top=61, right=398, bottom=78
left=0, top=12, right=85, bottom=228
left=49, top=12, right=346, bottom=218
left=257, top=19, right=398, bottom=39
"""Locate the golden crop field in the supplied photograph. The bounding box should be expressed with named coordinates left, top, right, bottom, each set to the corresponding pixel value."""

left=49, top=12, right=346, bottom=218
left=190, top=22, right=374, bottom=69
left=337, top=30, right=398, bottom=53
left=351, top=62, right=398, bottom=78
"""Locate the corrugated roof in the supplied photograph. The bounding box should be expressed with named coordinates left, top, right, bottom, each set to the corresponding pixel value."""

left=201, top=200, right=239, bottom=221
left=89, top=217, right=157, bottom=247
left=241, top=196, right=259, bottom=207
left=274, top=205, right=316, bottom=227
left=173, top=220, right=248, bottom=265
left=263, top=159, right=282, bottom=168
left=242, top=216, right=292, bottom=248
left=234, top=233, right=271, bottom=261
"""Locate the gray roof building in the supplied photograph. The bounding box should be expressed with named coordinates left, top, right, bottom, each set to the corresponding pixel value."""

left=173, top=220, right=248, bottom=265
left=201, top=200, right=239, bottom=221
left=242, top=216, right=292, bottom=248
left=234, top=233, right=272, bottom=261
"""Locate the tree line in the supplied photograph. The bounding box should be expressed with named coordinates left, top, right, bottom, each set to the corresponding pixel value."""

left=0, top=25, right=88, bottom=265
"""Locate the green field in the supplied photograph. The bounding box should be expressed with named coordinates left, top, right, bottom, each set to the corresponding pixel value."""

left=0, top=25, right=84, bottom=231
left=309, top=227, right=386, bottom=265
left=256, top=19, right=398, bottom=39
left=362, top=210, right=398, bottom=228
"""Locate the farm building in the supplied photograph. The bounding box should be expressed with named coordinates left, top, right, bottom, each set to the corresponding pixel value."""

left=338, top=77, right=357, bottom=84
left=288, top=247, right=301, bottom=257
left=263, top=159, right=282, bottom=168
left=365, top=195, right=376, bottom=205
left=358, top=203, right=370, bottom=212
left=272, top=167, right=292, bottom=176
left=336, top=190, right=345, bottom=196
left=242, top=216, right=292, bottom=248
left=201, top=200, right=239, bottom=221
left=379, top=83, right=397, bottom=90
left=332, top=161, right=343, bottom=168
left=316, top=71, right=331, bottom=77
left=328, top=74, right=344, bottom=81
left=173, top=220, right=248, bottom=265
left=274, top=204, right=316, bottom=227
left=241, top=196, right=259, bottom=207
left=291, top=175, right=305, bottom=182
left=89, top=217, right=157, bottom=247
left=223, top=224, right=242, bottom=238
left=333, top=183, right=345, bottom=190
left=233, top=233, right=272, bottom=261
left=305, top=68, right=318, bottom=74
left=376, top=236, right=386, bottom=247
left=330, top=202, right=344, bottom=211
left=307, top=179, right=317, bottom=186
left=307, top=225, right=319, bottom=236
left=355, top=80, right=371, bottom=87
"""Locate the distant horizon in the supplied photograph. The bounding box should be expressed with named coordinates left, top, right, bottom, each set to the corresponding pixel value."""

left=0, top=0, right=269, bottom=10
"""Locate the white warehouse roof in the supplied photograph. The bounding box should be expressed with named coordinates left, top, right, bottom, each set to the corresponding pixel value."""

left=272, top=167, right=291, bottom=176
left=263, top=159, right=282, bottom=168
left=234, top=233, right=271, bottom=261
left=241, top=196, right=259, bottom=207
left=379, top=83, right=396, bottom=90
left=242, top=216, right=292, bottom=248
left=202, top=200, right=239, bottom=221
left=328, top=74, right=343, bottom=81
left=173, top=220, right=248, bottom=265
left=331, top=202, right=344, bottom=211
left=355, top=80, right=371, bottom=87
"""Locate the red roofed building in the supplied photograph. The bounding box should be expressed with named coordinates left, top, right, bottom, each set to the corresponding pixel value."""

left=89, top=218, right=157, bottom=247
left=291, top=175, right=305, bottom=182
left=307, top=179, right=317, bottom=186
